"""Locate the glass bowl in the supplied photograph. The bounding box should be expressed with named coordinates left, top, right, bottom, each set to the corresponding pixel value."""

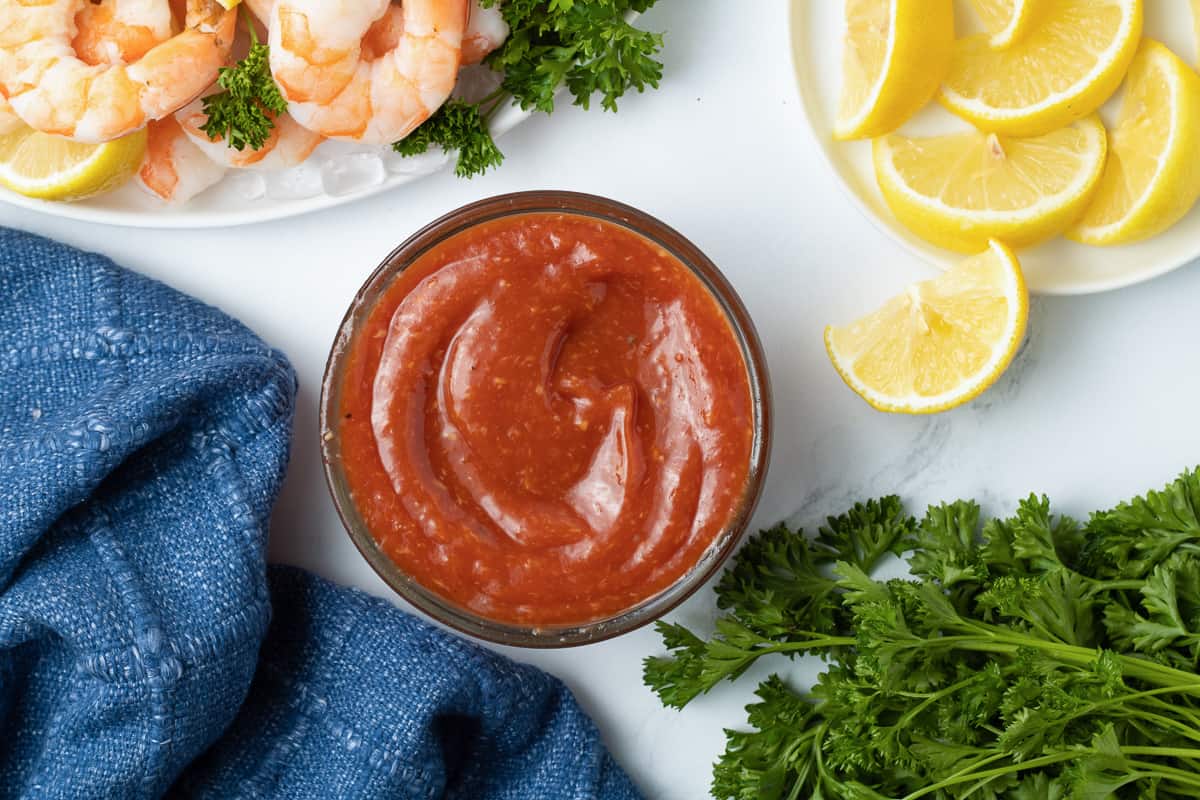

left=320, top=191, right=772, bottom=647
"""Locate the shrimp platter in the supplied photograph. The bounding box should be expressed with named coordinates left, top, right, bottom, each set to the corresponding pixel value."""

left=0, top=0, right=512, bottom=206
left=0, top=0, right=662, bottom=220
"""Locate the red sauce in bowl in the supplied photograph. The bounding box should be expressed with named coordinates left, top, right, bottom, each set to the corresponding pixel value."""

left=337, top=212, right=755, bottom=625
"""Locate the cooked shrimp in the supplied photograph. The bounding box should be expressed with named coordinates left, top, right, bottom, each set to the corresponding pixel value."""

left=361, top=4, right=405, bottom=60
left=173, top=1, right=322, bottom=169
left=175, top=98, right=323, bottom=169
left=136, top=115, right=225, bottom=203
left=0, top=0, right=236, bottom=142
left=72, top=0, right=175, bottom=65
left=0, top=95, right=22, bottom=134
left=268, top=0, right=468, bottom=144
left=0, top=0, right=171, bottom=135
left=358, top=1, right=503, bottom=65
left=463, top=0, right=508, bottom=65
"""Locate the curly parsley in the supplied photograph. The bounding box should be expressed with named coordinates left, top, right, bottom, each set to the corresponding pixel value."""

left=394, top=0, right=665, bottom=178
left=200, top=7, right=287, bottom=152
left=647, top=470, right=1200, bottom=799
left=393, top=101, right=504, bottom=178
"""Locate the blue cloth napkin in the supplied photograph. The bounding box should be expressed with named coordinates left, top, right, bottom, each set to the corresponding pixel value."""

left=0, top=228, right=641, bottom=800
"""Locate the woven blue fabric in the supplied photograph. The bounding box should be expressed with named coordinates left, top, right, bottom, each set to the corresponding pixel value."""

left=0, top=228, right=641, bottom=800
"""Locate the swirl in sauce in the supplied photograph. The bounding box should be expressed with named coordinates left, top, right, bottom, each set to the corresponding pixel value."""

left=338, top=213, right=754, bottom=624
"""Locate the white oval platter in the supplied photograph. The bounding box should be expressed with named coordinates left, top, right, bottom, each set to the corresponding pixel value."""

left=791, top=0, right=1200, bottom=295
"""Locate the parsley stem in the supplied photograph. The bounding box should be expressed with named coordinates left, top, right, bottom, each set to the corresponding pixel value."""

left=1123, top=708, right=1200, bottom=744
left=894, top=675, right=977, bottom=729
left=930, top=630, right=1200, bottom=694
left=1089, top=578, right=1146, bottom=591
left=811, top=725, right=844, bottom=800
left=1123, top=746, right=1200, bottom=759
left=910, top=748, right=1200, bottom=800
left=240, top=3, right=259, bottom=47
left=479, top=87, right=507, bottom=106
left=930, top=751, right=1010, bottom=788
left=480, top=89, right=511, bottom=123
left=1015, top=685, right=1200, bottom=744
left=1142, top=694, right=1200, bottom=730
left=1116, top=684, right=1200, bottom=704
left=1125, top=760, right=1200, bottom=788
left=757, top=636, right=856, bottom=655
left=900, top=751, right=1080, bottom=800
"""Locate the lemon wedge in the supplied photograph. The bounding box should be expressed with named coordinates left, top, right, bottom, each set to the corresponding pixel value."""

left=0, top=125, right=146, bottom=202
left=970, top=0, right=1046, bottom=49
left=825, top=240, right=1028, bottom=415
left=834, top=0, right=955, bottom=140
left=873, top=116, right=1107, bottom=253
left=941, top=0, right=1142, bottom=136
left=1069, top=40, right=1200, bottom=246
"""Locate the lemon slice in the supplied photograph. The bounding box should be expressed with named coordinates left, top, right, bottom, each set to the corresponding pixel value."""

left=825, top=240, right=1028, bottom=415
left=1069, top=40, right=1200, bottom=246
left=941, top=0, right=1142, bottom=136
left=970, top=0, right=1046, bottom=49
left=0, top=125, right=146, bottom=201
left=834, top=0, right=955, bottom=140
left=873, top=115, right=1107, bottom=253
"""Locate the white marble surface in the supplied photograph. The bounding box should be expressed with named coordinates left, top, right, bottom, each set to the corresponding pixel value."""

left=6, top=3, right=1200, bottom=797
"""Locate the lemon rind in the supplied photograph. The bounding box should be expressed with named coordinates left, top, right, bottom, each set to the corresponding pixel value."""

left=0, top=153, right=108, bottom=194
left=0, top=129, right=145, bottom=201
left=834, top=1, right=900, bottom=138
left=1068, top=42, right=1197, bottom=245
left=872, top=117, right=1107, bottom=230
left=940, top=0, right=1141, bottom=127
left=987, top=0, right=1036, bottom=49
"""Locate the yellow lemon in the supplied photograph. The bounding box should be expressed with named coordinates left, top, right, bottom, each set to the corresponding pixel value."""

left=970, top=0, right=1047, bottom=49
left=834, top=0, right=955, bottom=140
left=825, top=240, right=1029, bottom=415
left=873, top=116, right=1108, bottom=252
left=1070, top=40, right=1200, bottom=246
left=941, top=0, right=1142, bottom=136
left=0, top=125, right=146, bottom=202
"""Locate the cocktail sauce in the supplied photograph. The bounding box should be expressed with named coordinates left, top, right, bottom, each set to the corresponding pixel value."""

left=338, top=212, right=754, bottom=624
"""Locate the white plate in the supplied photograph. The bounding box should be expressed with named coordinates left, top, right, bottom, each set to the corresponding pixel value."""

left=0, top=100, right=534, bottom=230
left=791, top=0, right=1200, bottom=295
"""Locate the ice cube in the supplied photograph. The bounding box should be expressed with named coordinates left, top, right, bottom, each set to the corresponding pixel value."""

left=453, top=65, right=504, bottom=104
left=382, top=145, right=451, bottom=176
left=320, top=152, right=386, bottom=197
left=202, top=170, right=265, bottom=206
left=266, top=162, right=324, bottom=201
left=224, top=170, right=266, bottom=201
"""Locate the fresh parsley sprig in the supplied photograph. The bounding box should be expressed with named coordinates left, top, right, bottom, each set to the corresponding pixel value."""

left=200, top=6, right=287, bottom=152
left=644, top=497, right=913, bottom=709
left=393, top=101, right=504, bottom=178
left=393, top=0, right=665, bottom=178
left=646, top=469, right=1200, bottom=799
left=487, top=0, right=665, bottom=113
